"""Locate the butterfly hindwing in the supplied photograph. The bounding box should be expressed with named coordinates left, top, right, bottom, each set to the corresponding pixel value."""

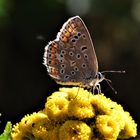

left=44, top=16, right=98, bottom=87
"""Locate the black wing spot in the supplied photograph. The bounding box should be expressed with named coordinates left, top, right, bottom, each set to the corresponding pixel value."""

left=64, top=75, right=70, bottom=79
left=60, top=54, right=64, bottom=58
left=69, top=51, right=74, bottom=56
left=77, top=32, right=81, bottom=36
left=70, top=61, right=76, bottom=66
left=74, top=35, right=78, bottom=39
left=61, top=64, right=66, bottom=68
left=76, top=54, right=81, bottom=59
left=60, top=59, right=64, bottom=63
left=71, top=79, right=76, bottom=82
left=71, top=71, right=76, bottom=75
left=82, top=34, right=86, bottom=39
left=48, top=60, right=52, bottom=64
left=71, top=39, right=76, bottom=43
left=61, top=50, right=66, bottom=54
left=48, top=47, right=52, bottom=51
left=47, top=53, right=51, bottom=58
left=60, top=69, right=65, bottom=74
left=84, top=54, right=88, bottom=59
left=81, top=46, right=87, bottom=52
left=82, top=63, right=86, bottom=68
left=74, top=66, right=79, bottom=71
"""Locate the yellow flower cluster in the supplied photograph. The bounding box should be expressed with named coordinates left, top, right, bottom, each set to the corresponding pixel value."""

left=11, top=87, right=137, bottom=140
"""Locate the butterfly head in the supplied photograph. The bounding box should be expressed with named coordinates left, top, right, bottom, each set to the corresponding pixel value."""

left=89, top=72, right=105, bottom=87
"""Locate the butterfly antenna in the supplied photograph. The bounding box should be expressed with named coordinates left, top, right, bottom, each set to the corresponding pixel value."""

left=105, top=78, right=117, bottom=94
left=101, top=70, right=125, bottom=74
left=105, top=78, right=112, bottom=83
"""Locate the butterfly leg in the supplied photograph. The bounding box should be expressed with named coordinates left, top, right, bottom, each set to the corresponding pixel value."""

left=73, top=85, right=82, bottom=99
left=94, top=83, right=101, bottom=94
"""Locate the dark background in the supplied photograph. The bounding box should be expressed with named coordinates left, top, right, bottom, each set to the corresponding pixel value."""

left=0, top=0, right=140, bottom=137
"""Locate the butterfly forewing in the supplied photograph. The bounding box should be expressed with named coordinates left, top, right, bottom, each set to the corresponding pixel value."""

left=44, top=16, right=98, bottom=87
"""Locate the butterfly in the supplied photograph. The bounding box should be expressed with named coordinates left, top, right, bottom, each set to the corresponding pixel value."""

left=43, top=16, right=124, bottom=93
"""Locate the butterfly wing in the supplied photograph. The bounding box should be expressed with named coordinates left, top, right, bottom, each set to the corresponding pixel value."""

left=44, top=16, right=98, bottom=87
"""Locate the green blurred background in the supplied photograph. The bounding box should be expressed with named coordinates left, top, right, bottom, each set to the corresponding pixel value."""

left=0, top=0, right=140, bottom=134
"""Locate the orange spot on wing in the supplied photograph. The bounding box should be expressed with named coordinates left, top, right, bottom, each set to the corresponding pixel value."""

left=61, top=35, right=68, bottom=42
left=51, top=60, right=56, bottom=65
left=52, top=42, right=58, bottom=48
left=72, top=29, right=77, bottom=34
left=50, top=68, right=58, bottom=77
left=51, top=53, right=56, bottom=59
left=68, top=26, right=73, bottom=33
left=51, top=47, right=56, bottom=53
left=71, top=23, right=76, bottom=29
left=64, top=31, right=70, bottom=37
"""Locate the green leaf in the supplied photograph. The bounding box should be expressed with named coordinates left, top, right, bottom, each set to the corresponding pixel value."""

left=0, top=122, right=12, bottom=140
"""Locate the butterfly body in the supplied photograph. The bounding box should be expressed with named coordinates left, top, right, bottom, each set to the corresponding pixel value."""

left=44, top=16, right=105, bottom=90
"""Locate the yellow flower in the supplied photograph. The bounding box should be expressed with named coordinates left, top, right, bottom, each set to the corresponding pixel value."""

left=12, top=112, right=51, bottom=140
left=11, top=87, right=137, bottom=140
left=11, top=123, right=23, bottom=140
left=68, top=97, right=95, bottom=119
left=110, top=106, right=125, bottom=130
left=50, top=91, right=69, bottom=99
left=48, top=125, right=60, bottom=140
left=45, top=96, right=69, bottom=121
left=59, top=87, right=92, bottom=101
left=32, top=125, right=48, bottom=140
left=118, top=111, right=137, bottom=139
left=91, top=94, right=121, bottom=115
left=96, top=115, right=120, bottom=139
left=19, top=112, right=49, bottom=133
left=59, top=120, right=93, bottom=140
